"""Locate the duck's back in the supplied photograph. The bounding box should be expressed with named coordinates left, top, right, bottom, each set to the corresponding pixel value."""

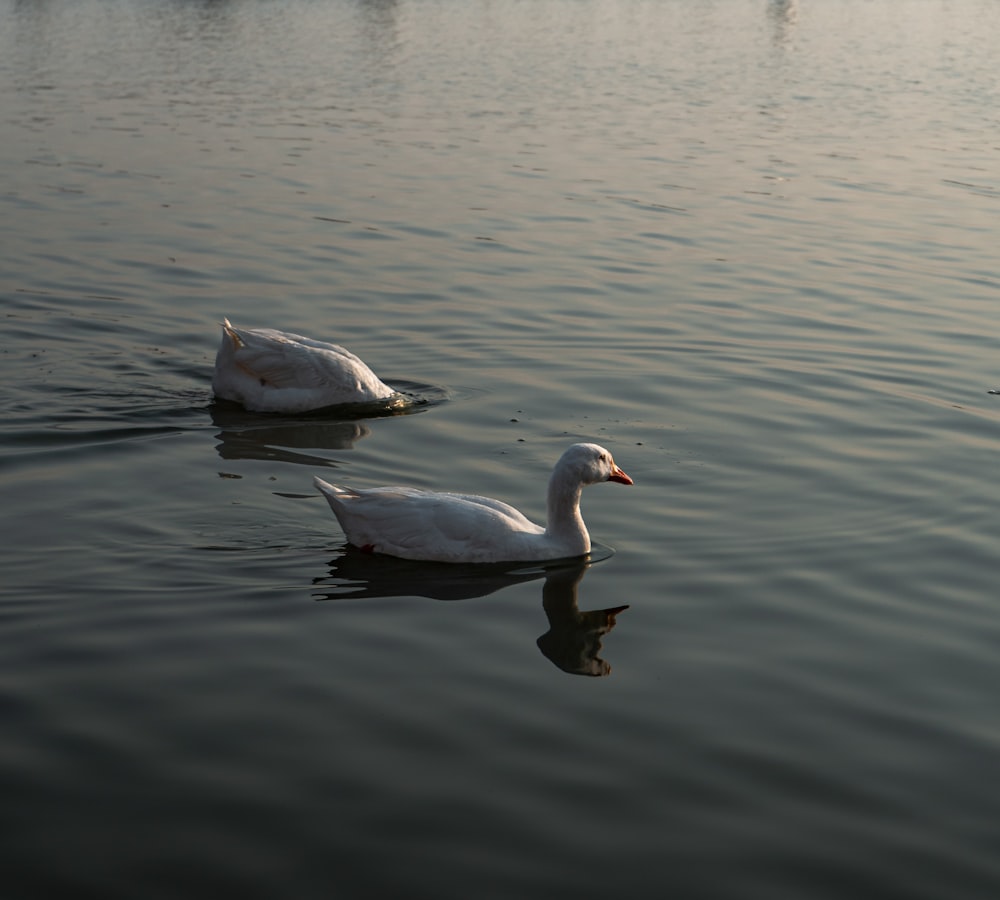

left=315, top=479, right=550, bottom=563
left=213, top=322, right=396, bottom=413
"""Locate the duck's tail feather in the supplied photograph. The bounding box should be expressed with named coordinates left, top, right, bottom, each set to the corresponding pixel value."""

left=220, top=317, right=243, bottom=349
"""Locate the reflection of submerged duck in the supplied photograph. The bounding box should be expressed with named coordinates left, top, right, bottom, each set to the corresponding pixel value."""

left=211, top=404, right=372, bottom=464
left=210, top=380, right=445, bottom=464
left=212, top=318, right=406, bottom=414
left=314, top=443, right=633, bottom=563
left=537, top=565, right=628, bottom=677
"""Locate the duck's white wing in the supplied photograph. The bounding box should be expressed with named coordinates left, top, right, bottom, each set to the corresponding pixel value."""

left=227, top=326, right=393, bottom=398
left=324, top=484, right=544, bottom=563
left=239, top=343, right=342, bottom=390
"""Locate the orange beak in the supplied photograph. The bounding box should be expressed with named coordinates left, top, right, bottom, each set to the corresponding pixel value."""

left=609, top=464, right=633, bottom=485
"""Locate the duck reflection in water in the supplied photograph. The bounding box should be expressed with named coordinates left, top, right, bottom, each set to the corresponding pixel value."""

left=313, top=551, right=628, bottom=677
left=210, top=379, right=444, bottom=464
left=767, top=0, right=798, bottom=45
left=536, top=564, right=628, bottom=678
left=211, top=402, right=372, bottom=465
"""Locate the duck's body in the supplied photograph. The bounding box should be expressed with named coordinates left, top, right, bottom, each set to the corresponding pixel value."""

left=314, top=443, right=633, bottom=563
left=212, top=318, right=400, bottom=414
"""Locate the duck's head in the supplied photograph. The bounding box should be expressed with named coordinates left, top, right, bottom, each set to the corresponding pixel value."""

left=558, top=443, right=633, bottom=486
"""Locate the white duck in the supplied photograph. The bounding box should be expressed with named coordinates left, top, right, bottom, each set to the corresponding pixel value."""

left=212, top=318, right=401, bottom=413
left=313, top=443, right=633, bottom=563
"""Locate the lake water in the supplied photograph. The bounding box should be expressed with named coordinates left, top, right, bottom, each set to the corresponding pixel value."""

left=3, top=0, right=1000, bottom=896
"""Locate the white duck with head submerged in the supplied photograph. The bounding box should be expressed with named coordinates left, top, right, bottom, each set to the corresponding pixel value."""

left=212, top=318, right=401, bottom=414
left=313, top=442, right=633, bottom=564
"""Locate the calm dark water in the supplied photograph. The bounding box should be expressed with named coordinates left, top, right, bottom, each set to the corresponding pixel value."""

left=3, top=0, right=1000, bottom=897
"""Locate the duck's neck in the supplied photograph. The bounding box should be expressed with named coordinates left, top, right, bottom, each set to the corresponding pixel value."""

left=546, top=473, right=590, bottom=555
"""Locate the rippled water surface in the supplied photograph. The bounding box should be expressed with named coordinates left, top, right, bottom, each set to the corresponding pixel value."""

left=3, top=0, right=1000, bottom=897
